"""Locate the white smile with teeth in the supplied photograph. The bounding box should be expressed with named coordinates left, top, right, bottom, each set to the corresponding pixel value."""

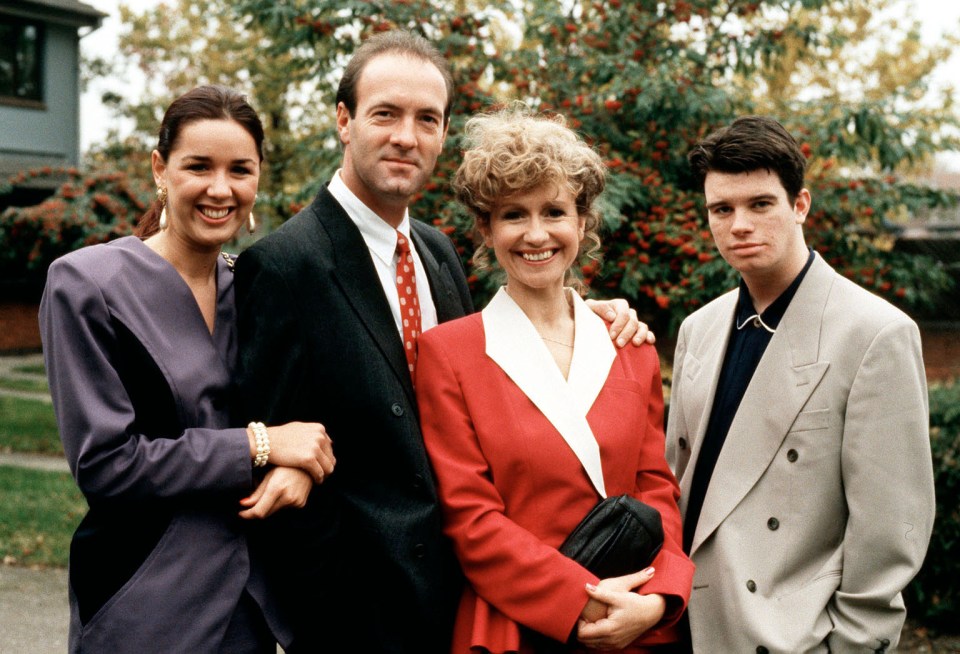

left=201, top=207, right=230, bottom=219
left=522, top=250, right=555, bottom=262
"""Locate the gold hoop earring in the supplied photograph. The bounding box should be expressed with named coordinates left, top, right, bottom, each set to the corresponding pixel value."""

left=157, top=186, right=168, bottom=230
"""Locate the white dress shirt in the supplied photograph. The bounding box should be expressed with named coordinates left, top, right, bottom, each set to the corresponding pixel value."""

left=327, top=171, right=439, bottom=338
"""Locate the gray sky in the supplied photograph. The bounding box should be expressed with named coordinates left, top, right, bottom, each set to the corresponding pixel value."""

left=79, top=0, right=960, bottom=171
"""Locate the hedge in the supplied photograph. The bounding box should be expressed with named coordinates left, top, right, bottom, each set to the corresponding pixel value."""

left=905, top=381, right=960, bottom=629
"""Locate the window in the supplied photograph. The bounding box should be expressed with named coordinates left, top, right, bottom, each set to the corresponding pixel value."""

left=0, top=17, right=44, bottom=103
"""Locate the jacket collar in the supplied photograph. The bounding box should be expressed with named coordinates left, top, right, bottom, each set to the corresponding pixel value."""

left=409, top=222, right=464, bottom=324
left=482, top=287, right=616, bottom=497
left=735, top=248, right=815, bottom=333
left=327, top=170, right=413, bottom=270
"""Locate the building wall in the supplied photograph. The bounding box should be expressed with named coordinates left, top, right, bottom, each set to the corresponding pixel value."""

left=0, top=22, right=82, bottom=175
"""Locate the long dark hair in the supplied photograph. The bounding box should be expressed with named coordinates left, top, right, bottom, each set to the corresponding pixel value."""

left=135, top=85, right=265, bottom=237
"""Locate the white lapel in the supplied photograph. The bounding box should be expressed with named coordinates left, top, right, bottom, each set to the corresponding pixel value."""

left=567, top=292, right=618, bottom=417
left=482, top=288, right=616, bottom=497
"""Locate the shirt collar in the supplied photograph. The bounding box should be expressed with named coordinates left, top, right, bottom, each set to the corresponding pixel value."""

left=328, top=170, right=412, bottom=266
left=736, top=248, right=815, bottom=332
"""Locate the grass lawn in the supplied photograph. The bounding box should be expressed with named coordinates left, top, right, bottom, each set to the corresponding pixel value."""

left=11, top=364, right=46, bottom=376
left=0, top=376, right=49, bottom=394
left=0, top=395, right=61, bottom=454
left=0, top=466, right=84, bottom=568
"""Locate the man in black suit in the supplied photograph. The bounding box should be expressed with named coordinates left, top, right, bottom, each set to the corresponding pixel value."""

left=233, top=30, right=646, bottom=653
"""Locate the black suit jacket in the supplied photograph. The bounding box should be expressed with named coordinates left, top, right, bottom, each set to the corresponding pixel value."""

left=232, top=186, right=473, bottom=653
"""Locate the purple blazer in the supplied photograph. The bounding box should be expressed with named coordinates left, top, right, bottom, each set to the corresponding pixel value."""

left=39, top=236, right=290, bottom=652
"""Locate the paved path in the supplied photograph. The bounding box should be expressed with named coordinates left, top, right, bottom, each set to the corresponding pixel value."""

left=0, top=352, right=50, bottom=404
left=0, top=352, right=44, bottom=376
left=0, top=451, right=69, bottom=473
left=0, top=566, right=68, bottom=653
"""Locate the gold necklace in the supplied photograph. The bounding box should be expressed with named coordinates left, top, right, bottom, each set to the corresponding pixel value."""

left=540, top=335, right=573, bottom=348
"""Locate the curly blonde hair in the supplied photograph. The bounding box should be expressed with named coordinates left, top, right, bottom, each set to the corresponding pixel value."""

left=453, top=106, right=606, bottom=288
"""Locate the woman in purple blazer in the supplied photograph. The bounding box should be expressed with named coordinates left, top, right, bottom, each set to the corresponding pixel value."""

left=39, top=86, right=334, bottom=653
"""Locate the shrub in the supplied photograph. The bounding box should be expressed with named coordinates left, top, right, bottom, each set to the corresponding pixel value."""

left=0, top=168, right=148, bottom=286
left=905, top=381, right=960, bottom=629
left=233, top=0, right=957, bottom=335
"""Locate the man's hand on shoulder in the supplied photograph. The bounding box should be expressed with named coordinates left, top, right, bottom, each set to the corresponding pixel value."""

left=585, top=298, right=655, bottom=348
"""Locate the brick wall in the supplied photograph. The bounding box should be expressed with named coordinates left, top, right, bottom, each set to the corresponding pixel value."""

left=0, top=302, right=42, bottom=352
left=920, top=323, right=960, bottom=382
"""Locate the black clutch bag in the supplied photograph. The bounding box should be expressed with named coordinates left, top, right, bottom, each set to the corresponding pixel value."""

left=559, top=494, right=664, bottom=579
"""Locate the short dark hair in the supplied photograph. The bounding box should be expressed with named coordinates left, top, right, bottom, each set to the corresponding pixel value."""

left=687, top=115, right=807, bottom=202
left=137, top=85, right=265, bottom=237
left=335, top=29, right=455, bottom=126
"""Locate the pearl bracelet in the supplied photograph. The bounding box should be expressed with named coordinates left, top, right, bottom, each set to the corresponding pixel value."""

left=249, top=421, right=270, bottom=468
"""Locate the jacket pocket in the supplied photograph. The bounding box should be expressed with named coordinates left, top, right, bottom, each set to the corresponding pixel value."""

left=71, top=505, right=176, bottom=627
left=775, top=567, right=842, bottom=601
left=78, top=512, right=184, bottom=636
left=789, top=408, right=830, bottom=433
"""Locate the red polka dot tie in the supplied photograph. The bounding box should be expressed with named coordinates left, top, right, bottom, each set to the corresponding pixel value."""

left=395, top=231, right=421, bottom=382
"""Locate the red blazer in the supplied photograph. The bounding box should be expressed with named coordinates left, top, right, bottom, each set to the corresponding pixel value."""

left=417, top=307, right=693, bottom=654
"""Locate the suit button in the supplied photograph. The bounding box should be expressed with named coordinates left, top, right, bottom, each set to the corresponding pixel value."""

left=391, top=403, right=404, bottom=417
left=678, top=438, right=688, bottom=450
left=787, top=449, right=798, bottom=462
left=756, top=647, right=769, bottom=654
left=746, top=580, right=757, bottom=593
left=767, top=517, right=780, bottom=531
left=412, top=474, right=425, bottom=490
left=413, top=543, right=426, bottom=559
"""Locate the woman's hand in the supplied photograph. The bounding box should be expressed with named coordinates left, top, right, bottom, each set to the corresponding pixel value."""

left=577, top=567, right=663, bottom=650
left=580, top=567, right=654, bottom=621
left=238, top=466, right=313, bottom=519
left=249, top=421, right=335, bottom=483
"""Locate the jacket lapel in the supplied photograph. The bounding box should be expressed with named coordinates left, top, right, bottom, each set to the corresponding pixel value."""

left=316, top=190, right=416, bottom=403
left=409, top=223, right=463, bottom=324
left=690, top=256, right=834, bottom=554
left=677, top=290, right=738, bottom=510
left=567, top=293, right=618, bottom=419
left=482, top=288, right=614, bottom=497
left=111, top=237, right=234, bottom=426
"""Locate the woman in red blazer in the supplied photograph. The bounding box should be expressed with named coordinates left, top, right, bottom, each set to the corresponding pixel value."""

left=416, top=108, right=694, bottom=654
